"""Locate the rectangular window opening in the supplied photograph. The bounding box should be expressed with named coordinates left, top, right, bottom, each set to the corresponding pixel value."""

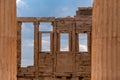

left=60, top=33, right=69, bottom=51
left=39, top=22, right=53, bottom=31
left=41, top=33, right=51, bottom=52
left=79, top=33, right=88, bottom=52
left=21, top=23, right=34, bottom=67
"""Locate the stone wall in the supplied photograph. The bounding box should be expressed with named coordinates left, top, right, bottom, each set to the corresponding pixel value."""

left=17, top=7, right=92, bottom=80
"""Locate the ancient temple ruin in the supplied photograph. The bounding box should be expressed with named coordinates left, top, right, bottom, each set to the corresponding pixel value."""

left=1, top=0, right=120, bottom=80
left=17, top=7, right=92, bottom=80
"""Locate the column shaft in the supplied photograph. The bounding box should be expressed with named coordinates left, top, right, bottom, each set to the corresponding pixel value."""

left=0, top=0, right=17, bottom=80
left=92, top=0, right=120, bottom=79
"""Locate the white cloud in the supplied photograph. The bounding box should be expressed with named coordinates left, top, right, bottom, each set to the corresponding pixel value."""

left=41, top=36, right=50, bottom=51
left=21, top=59, right=33, bottom=67
left=16, top=0, right=28, bottom=16
left=17, top=0, right=26, bottom=8
left=22, top=39, right=34, bottom=47
left=61, top=46, right=69, bottom=51
left=79, top=44, right=88, bottom=52
left=60, top=44, right=87, bottom=52
left=21, top=39, right=34, bottom=67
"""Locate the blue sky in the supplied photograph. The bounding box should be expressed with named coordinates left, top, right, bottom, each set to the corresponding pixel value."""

left=17, top=0, right=93, bottom=17
left=17, top=0, right=93, bottom=67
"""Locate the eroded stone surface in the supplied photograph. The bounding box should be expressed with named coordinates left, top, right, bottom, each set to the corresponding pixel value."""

left=17, top=7, right=92, bottom=80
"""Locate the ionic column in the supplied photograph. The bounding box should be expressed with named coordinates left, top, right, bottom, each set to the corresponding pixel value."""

left=0, top=0, right=17, bottom=80
left=92, top=0, right=120, bottom=79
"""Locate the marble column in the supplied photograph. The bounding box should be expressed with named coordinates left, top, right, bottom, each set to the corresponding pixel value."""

left=0, top=0, right=17, bottom=80
left=92, top=0, right=120, bottom=80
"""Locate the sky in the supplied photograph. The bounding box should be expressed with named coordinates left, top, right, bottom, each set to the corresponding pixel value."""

left=16, top=0, right=93, bottom=67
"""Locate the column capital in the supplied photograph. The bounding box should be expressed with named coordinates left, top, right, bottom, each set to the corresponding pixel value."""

left=17, top=21, right=22, bottom=27
left=33, top=21, right=40, bottom=26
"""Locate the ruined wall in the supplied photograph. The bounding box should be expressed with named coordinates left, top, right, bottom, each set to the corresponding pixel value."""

left=0, top=0, right=17, bottom=80
left=17, top=8, right=92, bottom=80
left=92, top=0, right=120, bottom=80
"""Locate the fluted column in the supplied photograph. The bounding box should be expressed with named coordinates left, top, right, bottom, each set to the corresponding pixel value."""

left=0, top=0, right=17, bottom=80
left=92, top=0, right=120, bottom=80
